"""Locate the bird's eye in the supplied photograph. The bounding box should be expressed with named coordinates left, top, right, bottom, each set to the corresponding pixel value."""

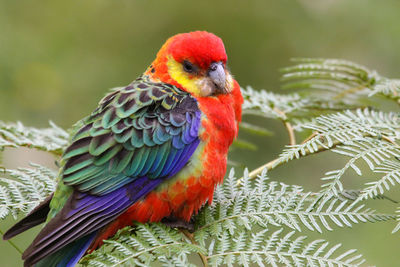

left=183, top=60, right=196, bottom=73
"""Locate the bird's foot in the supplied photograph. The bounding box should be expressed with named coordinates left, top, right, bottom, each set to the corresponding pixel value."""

left=161, top=216, right=195, bottom=232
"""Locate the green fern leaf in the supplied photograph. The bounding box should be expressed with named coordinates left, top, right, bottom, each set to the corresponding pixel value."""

left=0, top=164, right=56, bottom=219
left=0, top=121, right=68, bottom=155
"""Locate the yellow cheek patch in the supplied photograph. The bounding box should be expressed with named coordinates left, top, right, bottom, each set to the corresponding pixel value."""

left=166, top=56, right=203, bottom=97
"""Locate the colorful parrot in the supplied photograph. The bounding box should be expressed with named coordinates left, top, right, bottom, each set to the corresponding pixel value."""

left=4, top=31, right=243, bottom=267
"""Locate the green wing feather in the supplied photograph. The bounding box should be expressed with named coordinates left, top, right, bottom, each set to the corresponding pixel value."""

left=58, top=76, right=200, bottom=197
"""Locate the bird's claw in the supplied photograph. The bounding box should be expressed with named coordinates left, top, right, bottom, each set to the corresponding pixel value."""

left=161, top=216, right=195, bottom=232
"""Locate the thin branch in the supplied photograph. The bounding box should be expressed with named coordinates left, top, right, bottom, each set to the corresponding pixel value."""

left=245, top=139, right=341, bottom=180
left=237, top=108, right=298, bottom=184
left=284, top=121, right=296, bottom=145
left=333, top=84, right=368, bottom=100
left=301, top=132, right=318, bottom=144
left=180, top=229, right=208, bottom=267
left=273, top=108, right=296, bottom=146
left=238, top=132, right=322, bottom=184
left=246, top=158, right=280, bottom=180
left=381, top=135, right=400, bottom=148
left=245, top=132, right=339, bottom=180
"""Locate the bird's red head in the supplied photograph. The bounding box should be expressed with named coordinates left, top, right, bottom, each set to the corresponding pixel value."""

left=147, top=31, right=234, bottom=98
left=166, top=31, right=227, bottom=70
left=146, top=31, right=243, bottom=132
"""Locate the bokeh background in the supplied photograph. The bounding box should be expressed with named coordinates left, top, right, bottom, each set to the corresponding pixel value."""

left=1, top=0, right=400, bottom=266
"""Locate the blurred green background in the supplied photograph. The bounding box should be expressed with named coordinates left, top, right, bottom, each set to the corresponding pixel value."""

left=1, top=0, right=400, bottom=266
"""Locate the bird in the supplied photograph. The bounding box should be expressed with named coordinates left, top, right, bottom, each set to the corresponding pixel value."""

left=3, top=31, right=243, bottom=267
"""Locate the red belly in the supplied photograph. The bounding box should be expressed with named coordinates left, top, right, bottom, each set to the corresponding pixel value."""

left=87, top=174, right=219, bottom=251
left=88, top=146, right=226, bottom=252
left=88, top=110, right=233, bottom=252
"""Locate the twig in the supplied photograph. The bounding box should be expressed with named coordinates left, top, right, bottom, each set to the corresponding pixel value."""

left=301, top=132, right=318, bottom=144
left=246, top=131, right=325, bottom=179
left=381, top=135, right=400, bottom=148
left=246, top=158, right=280, bottom=180
left=273, top=108, right=296, bottom=146
left=237, top=107, right=297, bottom=182
left=243, top=132, right=324, bottom=181
left=180, top=229, right=208, bottom=267
left=284, top=121, right=296, bottom=146
left=240, top=133, right=342, bottom=183
left=334, top=84, right=368, bottom=100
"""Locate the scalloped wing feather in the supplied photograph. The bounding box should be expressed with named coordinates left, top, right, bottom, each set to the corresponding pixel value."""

left=61, top=76, right=201, bottom=195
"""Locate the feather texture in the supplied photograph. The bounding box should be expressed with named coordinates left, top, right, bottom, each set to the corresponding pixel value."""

left=62, top=75, right=200, bottom=195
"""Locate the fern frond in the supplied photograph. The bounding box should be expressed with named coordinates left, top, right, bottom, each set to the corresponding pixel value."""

left=320, top=138, right=400, bottom=196
left=80, top=224, right=203, bottom=267
left=369, top=78, right=400, bottom=100
left=281, top=58, right=400, bottom=104
left=359, top=159, right=400, bottom=200
left=81, top=227, right=367, bottom=267
left=392, top=207, right=400, bottom=234
left=0, top=121, right=68, bottom=155
left=197, top=170, right=393, bottom=237
left=0, top=164, right=56, bottom=219
left=334, top=189, right=398, bottom=203
left=242, top=86, right=309, bottom=119
left=302, top=108, right=399, bottom=135
left=241, top=86, right=338, bottom=120
left=206, top=229, right=365, bottom=267
left=281, top=58, right=373, bottom=102
left=274, top=108, right=400, bottom=167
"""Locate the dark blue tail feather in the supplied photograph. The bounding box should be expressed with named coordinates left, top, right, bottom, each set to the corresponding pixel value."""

left=34, top=232, right=96, bottom=267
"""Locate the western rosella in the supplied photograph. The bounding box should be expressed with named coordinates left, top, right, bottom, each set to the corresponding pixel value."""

left=4, top=31, right=243, bottom=267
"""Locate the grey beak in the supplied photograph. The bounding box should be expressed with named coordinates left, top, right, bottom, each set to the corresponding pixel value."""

left=208, top=62, right=226, bottom=91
